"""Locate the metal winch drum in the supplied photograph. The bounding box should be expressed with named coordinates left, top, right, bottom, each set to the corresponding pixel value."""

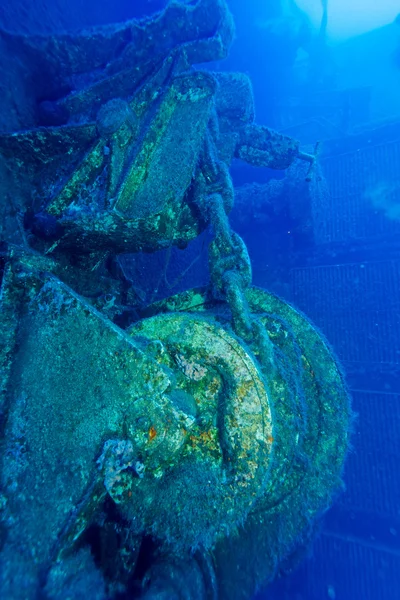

left=0, top=259, right=350, bottom=599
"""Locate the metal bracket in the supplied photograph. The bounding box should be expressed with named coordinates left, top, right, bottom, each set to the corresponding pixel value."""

left=297, top=141, right=321, bottom=181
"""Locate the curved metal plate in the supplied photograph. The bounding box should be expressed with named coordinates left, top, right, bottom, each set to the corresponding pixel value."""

left=125, top=312, right=274, bottom=549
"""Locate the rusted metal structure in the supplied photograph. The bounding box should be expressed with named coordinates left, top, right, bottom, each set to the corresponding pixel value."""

left=0, top=2, right=351, bottom=598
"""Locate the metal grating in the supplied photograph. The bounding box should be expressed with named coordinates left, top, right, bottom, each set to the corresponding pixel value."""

left=340, top=390, right=400, bottom=517
left=322, top=140, right=400, bottom=197
left=278, top=124, right=400, bottom=600
left=315, top=139, right=400, bottom=243
left=290, top=262, right=400, bottom=365
left=312, top=190, right=400, bottom=244
left=317, top=310, right=400, bottom=364
left=300, top=534, right=400, bottom=600
left=257, top=533, right=400, bottom=600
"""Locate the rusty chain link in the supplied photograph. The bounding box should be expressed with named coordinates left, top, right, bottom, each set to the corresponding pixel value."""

left=206, top=194, right=253, bottom=339
left=196, top=127, right=276, bottom=372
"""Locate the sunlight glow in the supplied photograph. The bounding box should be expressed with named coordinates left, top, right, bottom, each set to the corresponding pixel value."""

left=295, top=0, right=400, bottom=41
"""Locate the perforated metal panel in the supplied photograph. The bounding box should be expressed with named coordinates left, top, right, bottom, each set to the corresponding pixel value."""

left=257, top=532, right=400, bottom=600
left=310, top=534, right=400, bottom=600
left=291, top=261, right=400, bottom=365
left=340, top=390, right=400, bottom=517
left=290, top=263, right=400, bottom=517
left=315, top=139, right=400, bottom=243
left=283, top=255, right=400, bottom=600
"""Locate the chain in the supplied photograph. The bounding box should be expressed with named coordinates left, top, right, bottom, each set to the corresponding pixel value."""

left=206, top=193, right=252, bottom=339
left=196, top=127, right=276, bottom=371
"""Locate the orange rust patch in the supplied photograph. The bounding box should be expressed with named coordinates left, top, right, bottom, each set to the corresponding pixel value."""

left=189, top=430, right=219, bottom=453
left=149, top=426, right=157, bottom=440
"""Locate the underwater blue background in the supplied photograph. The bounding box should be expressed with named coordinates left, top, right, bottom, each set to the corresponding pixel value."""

left=1, top=1, right=400, bottom=598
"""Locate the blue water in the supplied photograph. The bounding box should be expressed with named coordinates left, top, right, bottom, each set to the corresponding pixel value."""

left=1, top=1, right=400, bottom=598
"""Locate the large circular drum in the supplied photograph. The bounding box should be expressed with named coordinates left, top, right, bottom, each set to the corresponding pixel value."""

left=0, top=260, right=350, bottom=599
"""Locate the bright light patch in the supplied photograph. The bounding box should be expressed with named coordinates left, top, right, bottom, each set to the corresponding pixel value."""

left=295, top=0, right=399, bottom=41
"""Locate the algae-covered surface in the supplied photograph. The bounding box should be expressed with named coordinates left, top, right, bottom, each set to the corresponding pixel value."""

left=0, top=1, right=350, bottom=599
